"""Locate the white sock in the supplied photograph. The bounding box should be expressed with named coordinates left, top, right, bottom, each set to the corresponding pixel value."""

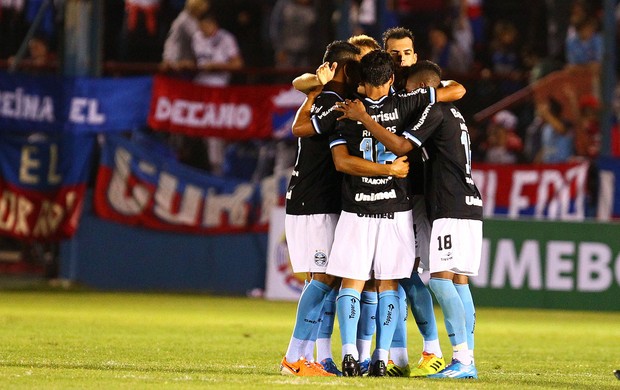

left=357, top=339, right=372, bottom=362
left=423, top=339, right=443, bottom=358
left=389, top=347, right=409, bottom=367
left=285, top=337, right=305, bottom=362
left=316, top=338, right=332, bottom=362
left=452, top=343, right=472, bottom=365
left=372, top=348, right=389, bottom=365
left=342, top=343, right=358, bottom=360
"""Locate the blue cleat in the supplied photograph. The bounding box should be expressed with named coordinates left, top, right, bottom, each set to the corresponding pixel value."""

left=427, top=359, right=478, bottom=379
left=321, top=358, right=343, bottom=376
left=359, top=358, right=371, bottom=376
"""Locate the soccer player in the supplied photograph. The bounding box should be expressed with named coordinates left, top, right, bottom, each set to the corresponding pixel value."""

left=281, top=41, right=409, bottom=377
left=290, top=34, right=383, bottom=376
left=382, top=26, right=448, bottom=378
left=328, top=50, right=444, bottom=377
left=336, top=60, right=482, bottom=379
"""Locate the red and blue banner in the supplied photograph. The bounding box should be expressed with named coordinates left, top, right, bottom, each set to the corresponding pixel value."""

left=0, top=132, right=96, bottom=240
left=472, top=161, right=590, bottom=220
left=94, top=134, right=290, bottom=234
left=148, top=75, right=305, bottom=140
left=0, top=71, right=152, bottom=133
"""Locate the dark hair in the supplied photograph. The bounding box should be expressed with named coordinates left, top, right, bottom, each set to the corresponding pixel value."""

left=407, top=60, right=442, bottom=82
left=323, top=40, right=361, bottom=73
left=382, top=27, right=415, bottom=49
left=360, top=50, right=394, bottom=87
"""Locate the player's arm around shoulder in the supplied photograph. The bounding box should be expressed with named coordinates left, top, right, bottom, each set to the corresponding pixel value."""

left=331, top=144, right=409, bottom=178
left=292, top=62, right=337, bottom=95
left=291, top=87, right=323, bottom=137
left=436, top=80, right=466, bottom=102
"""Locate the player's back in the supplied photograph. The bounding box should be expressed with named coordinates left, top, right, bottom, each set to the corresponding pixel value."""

left=422, top=102, right=482, bottom=221
left=286, top=91, right=344, bottom=215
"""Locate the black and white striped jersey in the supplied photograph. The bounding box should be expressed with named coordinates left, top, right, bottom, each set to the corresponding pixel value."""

left=285, top=91, right=345, bottom=215
left=403, top=102, right=483, bottom=221
left=329, top=87, right=436, bottom=214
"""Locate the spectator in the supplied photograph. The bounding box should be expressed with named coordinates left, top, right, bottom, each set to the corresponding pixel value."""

left=121, top=0, right=163, bottom=62
left=192, top=11, right=243, bottom=86
left=8, top=33, right=57, bottom=73
left=191, top=11, right=244, bottom=176
left=269, top=0, right=317, bottom=68
left=565, top=16, right=602, bottom=72
left=484, top=110, right=522, bottom=164
left=428, top=22, right=472, bottom=75
left=161, top=0, right=210, bottom=72
left=125, top=0, right=160, bottom=37
left=487, top=20, right=521, bottom=77
left=536, top=98, right=574, bottom=163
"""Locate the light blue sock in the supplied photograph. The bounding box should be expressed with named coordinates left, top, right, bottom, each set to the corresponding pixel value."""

left=357, top=291, right=377, bottom=343
left=455, top=283, right=475, bottom=352
left=337, top=288, right=361, bottom=350
left=401, top=273, right=439, bottom=341
left=390, top=284, right=408, bottom=349
left=356, top=290, right=377, bottom=362
left=318, top=288, right=338, bottom=340
left=375, top=290, right=399, bottom=352
left=428, top=278, right=467, bottom=347
left=315, top=288, right=338, bottom=362
left=285, top=279, right=331, bottom=361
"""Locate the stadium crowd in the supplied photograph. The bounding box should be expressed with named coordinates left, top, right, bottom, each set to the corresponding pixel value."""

left=0, top=1, right=618, bottom=174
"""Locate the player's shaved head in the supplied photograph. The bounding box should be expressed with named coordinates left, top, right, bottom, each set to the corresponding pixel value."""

left=406, top=60, right=442, bottom=89
left=360, top=50, right=394, bottom=87
left=323, top=40, right=361, bottom=73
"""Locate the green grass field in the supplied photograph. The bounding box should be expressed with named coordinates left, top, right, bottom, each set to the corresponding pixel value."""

left=0, top=290, right=618, bottom=389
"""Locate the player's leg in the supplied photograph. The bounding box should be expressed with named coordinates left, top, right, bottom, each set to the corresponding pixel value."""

left=386, top=283, right=410, bottom=376
left=327, top=211, right=376, bottom=377
left=454, top=274, right=475, bottom=363
left=314, top=275, right=342, bottom=376
left=336, top=278, right=366, bottom=376
left=369, top=279, right=400, bottom=377
left=427, top=218, right=480, bottom=379
left=369, top=210, right=416, bottom=377
left=404, top=201, right=446, bottom=376
left=357, top=280, right=377, bottom=375
left=280, top=214, right=337, bottom=377
left=402, top=270, right=445, bottom=377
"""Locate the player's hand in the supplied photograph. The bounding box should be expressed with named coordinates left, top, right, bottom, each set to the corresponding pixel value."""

left=316, top=61, right=337, bottom=85
left=334, top=99, right=367, bottom=121
left=389, top=156, right=409, bottom=178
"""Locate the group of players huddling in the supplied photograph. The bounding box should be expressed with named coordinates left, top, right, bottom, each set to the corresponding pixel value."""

left=280, top=26, right=483, bottom=379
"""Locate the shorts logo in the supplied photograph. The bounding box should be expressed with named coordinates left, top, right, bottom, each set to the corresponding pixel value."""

left=440, top=252, right=453, bottom=262
left=314, top=251, right=327, bottom=267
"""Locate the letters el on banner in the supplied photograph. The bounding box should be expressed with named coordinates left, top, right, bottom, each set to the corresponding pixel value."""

left=0, top=71, right=152, bottom=133
left=472, top=161, right=589, bottom=220
left=94, top=134, right=271, bottom=234
left=0, top=132, right=96, bottom=240
left=148, top=75, right=305, bottom=140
